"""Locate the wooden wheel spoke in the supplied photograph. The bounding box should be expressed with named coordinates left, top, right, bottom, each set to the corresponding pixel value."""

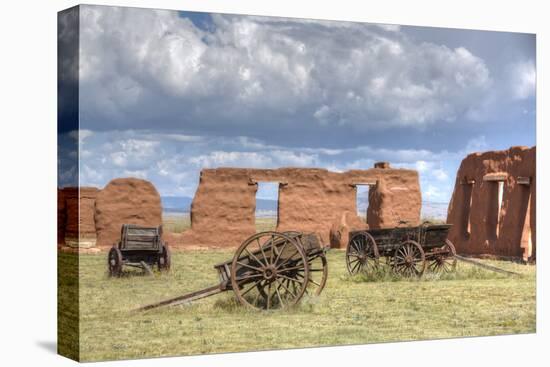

left=269, top=235, right=275, bottom=264
left=236, top=261, right=263, bottom=273
left=277, top=278, right=297, bottom=299
left=245, top=248, right=266, bottom=268
left=276, top=249, right=299, bottom=269
left=253, top=286, right=263, bottom=306
left=278, top=273, right=304, bottom=284
left=351, top=260, right=361, bottom=273
left=234, top=273, right=263, bottom=283
left=257, top=238, right=271, bottom=266
left=273, top=241, right=287, bottom=266
left=266, top=282, right=272, bottom=310
left=240, top=281, right=260, bottom=297
left=274, top=282, right=285, bottom=307
left=278, top=265, right=305, bottom=273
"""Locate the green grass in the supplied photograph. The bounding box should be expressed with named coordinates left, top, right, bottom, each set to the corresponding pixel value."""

left=254, top=217, right=278, bottom=232
left=61, top=249, right=536, bottom=361
left=162, top=215, right=276, bottom=233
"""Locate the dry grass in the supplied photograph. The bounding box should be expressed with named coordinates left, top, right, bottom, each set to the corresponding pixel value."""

left=162, top=215, right=277, bottom=234
left=60, top=247, right=536, bottom=361
left=162, top=214, right=191, bottom=233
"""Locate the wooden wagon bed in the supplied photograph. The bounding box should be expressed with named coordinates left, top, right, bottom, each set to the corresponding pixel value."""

left=346, top=223, right=456, bottom=277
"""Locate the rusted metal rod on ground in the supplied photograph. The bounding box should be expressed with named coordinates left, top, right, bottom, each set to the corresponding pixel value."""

left=455, top=255, right=522, bottom=276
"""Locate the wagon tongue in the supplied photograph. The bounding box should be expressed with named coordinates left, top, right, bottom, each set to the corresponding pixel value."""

left=135, top=284, right=223, bottom=312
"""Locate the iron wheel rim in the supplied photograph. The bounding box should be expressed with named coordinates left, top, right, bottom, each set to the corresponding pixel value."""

left=345, top=231, right=379, bottom=275
left=230, top=231, right=310, bottom=310
left=391, top=240, right=426, bottom=277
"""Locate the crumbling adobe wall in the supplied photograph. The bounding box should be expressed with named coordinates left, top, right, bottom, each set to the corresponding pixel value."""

left=61, top=187, right=99, bottom=248
left=177, top=164, right=421, bottom=248
left=94, top=178, right=163, bottom=248
left=446, top=146, right=536, bottom=261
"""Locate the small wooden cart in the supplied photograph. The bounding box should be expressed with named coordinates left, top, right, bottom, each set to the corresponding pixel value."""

left=345, top=223, right=457, bottom=277
left=108, top=224, right=171, bottom=276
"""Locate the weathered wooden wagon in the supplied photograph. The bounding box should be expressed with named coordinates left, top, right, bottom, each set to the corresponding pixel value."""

left=108, top=224, right=171, bottom=276
left=345, top=223, right=456, bottom=277
left=137, top=231, right=328, bottom=311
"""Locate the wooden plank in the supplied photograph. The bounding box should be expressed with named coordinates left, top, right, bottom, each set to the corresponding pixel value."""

left=483, top=172, right=508, bottom=182
left=349, top=181, right=377, bottom=187
left=248, top=179, right=288, bottom=185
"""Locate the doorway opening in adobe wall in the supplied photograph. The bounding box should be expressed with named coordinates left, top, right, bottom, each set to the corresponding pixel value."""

left=355, top=184, right=370, bottom=223
left=255, top=181, right=279, bottom=232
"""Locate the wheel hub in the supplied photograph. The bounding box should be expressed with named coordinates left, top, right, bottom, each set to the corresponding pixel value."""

left=405, top=255, right=413, bottom=264
left=263, top=265, right=278, bottom=281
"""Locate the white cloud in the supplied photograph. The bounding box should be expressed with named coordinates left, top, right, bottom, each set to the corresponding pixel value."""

left=79, top=5, right=492, bottom=132
left=433, top=169, right=448, bottom=181
left=511, top=60, right=536, bottom=100
left=189, top=151, right=273, bottom=168
left=424, top=185, right=445, bottom=201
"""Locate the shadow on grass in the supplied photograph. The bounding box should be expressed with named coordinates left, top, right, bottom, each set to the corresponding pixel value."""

left=343, top=263, right=511, bottom=283
left=211, top=292, right=321, bottom=314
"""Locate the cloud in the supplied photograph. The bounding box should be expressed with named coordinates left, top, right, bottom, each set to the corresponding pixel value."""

left=510, top=60, right=536, bottom=100
left=76, top=129, right=487, bottom=201
left=79, top=5, right=492, bottom=137
left=70, top=6, right=535, bottom=203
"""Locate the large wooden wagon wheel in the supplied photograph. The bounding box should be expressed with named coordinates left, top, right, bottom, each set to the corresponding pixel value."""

left=428, top=239, right=457, bottom=273
left=158, top=244, right=171, bottom=271
left=346, top=231, right=379, bottom=275
left=108, top=246, right=123, bottom=277
left=391, top=240, right=426, bottom=277
left=230, top=232, right=310, bottom=310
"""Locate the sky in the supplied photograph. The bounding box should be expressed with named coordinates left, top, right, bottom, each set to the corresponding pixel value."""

left=63, top=5, right=536, bottom=203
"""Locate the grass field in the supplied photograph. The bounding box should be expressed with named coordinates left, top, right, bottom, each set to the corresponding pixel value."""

left=67, top=247, right=535, bottom=361
left=162, top=214, right=277, bottom=233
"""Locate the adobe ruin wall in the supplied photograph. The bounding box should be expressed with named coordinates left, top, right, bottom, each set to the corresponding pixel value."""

left=57, top=164, right=422, bottom=250
left=446, top=146, right=536, bottom=261
left=175, top=165, right=421, bottom=248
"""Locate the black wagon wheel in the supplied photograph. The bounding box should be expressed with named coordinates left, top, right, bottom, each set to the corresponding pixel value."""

left=108, top=246, right=123, bottom=277
left=428, top=239, right=457, bottom=273
left=230, top=231, right=310, bottom=310
left=158, top=243, right=171, bottom=272
left=346, top=231, right=379, bottom=275
left=391, top=240, right=426, bottom=277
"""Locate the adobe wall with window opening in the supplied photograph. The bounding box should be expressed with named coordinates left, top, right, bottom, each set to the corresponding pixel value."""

left=446, top=146, right=536, bottom=261
left=57, top=164, right=422, bottom=251
left=174, top=164, right=421, bottom=248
